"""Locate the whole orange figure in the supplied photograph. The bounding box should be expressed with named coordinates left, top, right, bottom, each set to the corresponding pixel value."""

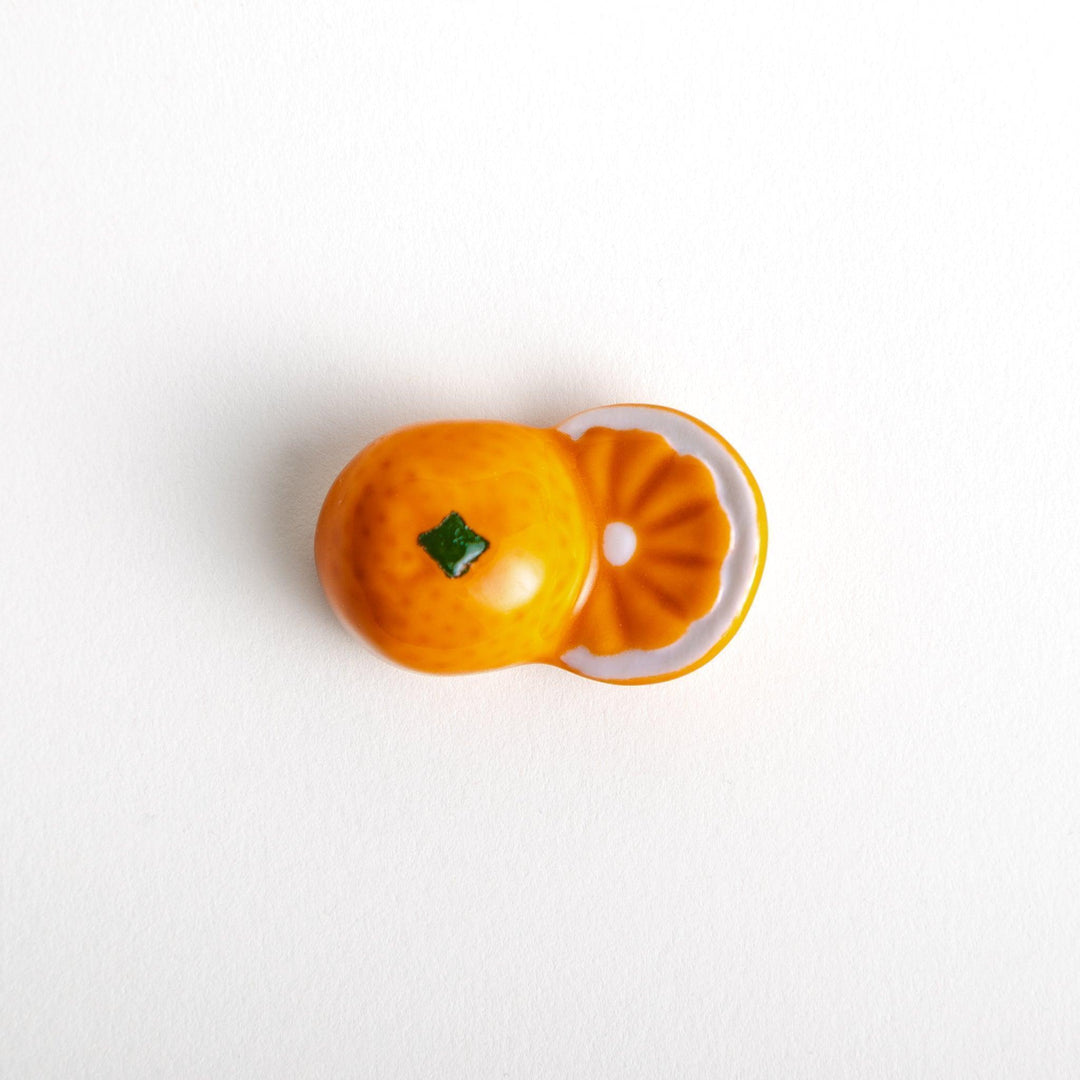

left=315, top=404, right=766, bottom=685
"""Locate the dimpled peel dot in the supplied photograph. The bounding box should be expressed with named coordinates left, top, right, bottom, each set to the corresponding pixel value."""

left=314, top=404, right=767, bottom=685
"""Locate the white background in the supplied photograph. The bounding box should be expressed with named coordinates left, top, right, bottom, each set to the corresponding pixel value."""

left=2, top=1, right=1078, bottom=1076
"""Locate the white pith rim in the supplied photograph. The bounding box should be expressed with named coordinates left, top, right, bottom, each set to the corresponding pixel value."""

left=558, top=405, right=763, bottom=682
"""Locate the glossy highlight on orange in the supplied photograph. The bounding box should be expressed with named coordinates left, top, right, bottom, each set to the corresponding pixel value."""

left=315, top=404, right=766, bottom=685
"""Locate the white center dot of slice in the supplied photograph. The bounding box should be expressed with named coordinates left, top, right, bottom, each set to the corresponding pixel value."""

left=602, top=522, right=637, bottom=566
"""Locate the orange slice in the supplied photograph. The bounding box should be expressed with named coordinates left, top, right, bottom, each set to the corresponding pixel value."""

left=555, top=405, right=767, bottom=685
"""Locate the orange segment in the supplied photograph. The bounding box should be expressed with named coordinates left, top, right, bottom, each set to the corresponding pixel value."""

left=565, top=426, right=730, bottom=657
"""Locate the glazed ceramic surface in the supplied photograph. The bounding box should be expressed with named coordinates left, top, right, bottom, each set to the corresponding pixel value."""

left=315, top=404, right=766, bottom=684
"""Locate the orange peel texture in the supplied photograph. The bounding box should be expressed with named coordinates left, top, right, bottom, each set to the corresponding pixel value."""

left=315, top=405, right=766, bottom=685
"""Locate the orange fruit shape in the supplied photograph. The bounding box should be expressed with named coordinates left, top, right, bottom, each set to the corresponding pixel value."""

left=315, top=405, right=767, bottom=684
left=315, top=421, right=593, bottom=674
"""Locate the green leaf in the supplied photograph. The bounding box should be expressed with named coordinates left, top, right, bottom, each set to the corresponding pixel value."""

left=417, top=511, right=490, bottom=579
